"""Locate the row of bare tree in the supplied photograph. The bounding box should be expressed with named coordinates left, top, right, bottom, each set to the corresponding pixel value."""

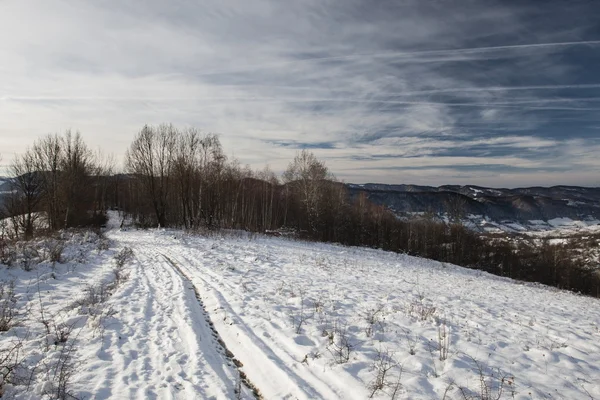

left=121, top=124, right=345, bottom=238
left=3, top=131, right=111, bottom=239
left=3, top=125, right=599, bottom=297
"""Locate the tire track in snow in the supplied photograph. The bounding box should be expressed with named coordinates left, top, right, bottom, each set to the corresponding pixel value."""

left=138, top=249, right=245, bottom=398
left=92, top=241, right=243, bottom=399
left=162, top=249, right=351, bottom=400
left=161, top=253, right=263, bottom=400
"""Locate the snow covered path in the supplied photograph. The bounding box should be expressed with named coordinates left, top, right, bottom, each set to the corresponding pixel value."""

left=110, top=231, right=356, bottom=399
left=160, top=249, right=361, bottom=400
left=83, top=238, right=244, bottom=399
left=104, top=228, right=600, bottom=400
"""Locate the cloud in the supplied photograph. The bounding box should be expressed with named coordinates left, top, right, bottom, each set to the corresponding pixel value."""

left=1, top=0, right=600, bottom=186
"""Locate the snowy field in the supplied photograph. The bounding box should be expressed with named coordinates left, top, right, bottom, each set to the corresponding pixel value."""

left=1, top=225, right=599, bottom=399
left=461, top=214, right=600, bottom=235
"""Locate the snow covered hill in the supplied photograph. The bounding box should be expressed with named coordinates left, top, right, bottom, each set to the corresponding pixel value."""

left=1, top=227, right=599, bottom=399
left=111, top=230, right=600, bottom=399
left=347, top=183, right=600, bottom=232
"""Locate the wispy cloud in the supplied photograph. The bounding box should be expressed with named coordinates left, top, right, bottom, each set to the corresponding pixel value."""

left=1, top=0, right=600, bottom=186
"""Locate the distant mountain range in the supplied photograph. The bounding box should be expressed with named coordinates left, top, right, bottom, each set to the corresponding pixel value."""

left=346, top=183, right=600, bottom=225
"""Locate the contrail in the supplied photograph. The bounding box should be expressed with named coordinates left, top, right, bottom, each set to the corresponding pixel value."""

left=396, top=83, right=600, bottom=96
left=307, top=40, right=600, bottom=62
left=5, top=83, right=600, bottom=102
left=184, top=39, right=600, bottom=77
left=6, top=95, right=600, bottom=111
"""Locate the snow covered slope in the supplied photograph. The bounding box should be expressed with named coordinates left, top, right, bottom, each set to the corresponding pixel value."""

left=108, top=229, right=600, bottom=399
left=0, top=232, right=249, bottom=399
left=2, top=228, right=599, bottom=399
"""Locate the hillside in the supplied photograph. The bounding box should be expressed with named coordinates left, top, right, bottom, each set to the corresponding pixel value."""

left=0, top=177, right=10, bottom=206
left=0, top=221, right=598, bottom=399
left=347, top=183, right=600, bottom=229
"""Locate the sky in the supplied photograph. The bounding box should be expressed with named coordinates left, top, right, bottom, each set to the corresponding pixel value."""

left=1, top=0, right=600, bottom=187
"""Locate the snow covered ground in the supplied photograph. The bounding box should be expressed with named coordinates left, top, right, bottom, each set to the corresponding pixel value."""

left=1, top=224, right=600, bottom=399
left=461, top=214, right=600, bottom=235
left=404, top=212, right=600, bottom=236
left=0, top=213, right=49, bottom=239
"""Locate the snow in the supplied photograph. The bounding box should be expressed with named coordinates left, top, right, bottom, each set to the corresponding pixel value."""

left=1, top=223, right=600, bottom=399
left=0, top=232, right=118, bottom=398
left=79, top=245, right=243, bottom=398
left=444, top=212, right=600, bottom=235
left=0, top=212, right=49, bottom=237
left=547, top=238, right=568, bottom=246
left=110, top=230, right=600, bottom=399
left=504, top=222, right=527, bottom=232
left=525, top=219, right=600, bottom=239
left=548, top=217, right=578, bottom=228
left=469, top=187, right=482, bottom=197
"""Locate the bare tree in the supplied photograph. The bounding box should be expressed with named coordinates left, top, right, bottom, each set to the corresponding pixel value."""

left=196, top=133, right=226, bottom=228
left=13, top=131, right=102, bottom=231
left=446, top=193, right=467, bottom=224
left=257, top=166, right=278, bottom=231
left=172, top=128, right=201, bottom=228
left=283, top=150, right=332, bottom=235
left=32, top=134, right=62, bottom=230
left=125, top=124, right=177, bottom=227
left=59, top=130, right=95, bottom=228
left=91, top=150, right=115, bottom=219
left=8, top=150, right=43, bottom=239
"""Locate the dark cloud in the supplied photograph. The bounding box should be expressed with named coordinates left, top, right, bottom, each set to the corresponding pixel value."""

left=268, top=140, right=336, bottom=149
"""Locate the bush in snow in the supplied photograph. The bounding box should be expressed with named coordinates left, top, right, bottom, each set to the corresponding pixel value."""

left=406, top=297, right=437, bottom=322
left=96, top=238, right=110, bottom=252
left=368, top=347, right=403, bottom=399
left=291, top=287, right=312, bottom=334
left=362, top=303, right=386, bottom=338
left=45, top=239, right=65, bottom=264
left=0, top=281, right=18, bottom=332
left=113, top=247, right=133, bottom=286
left=0, top=338, right=25, bottom=396
left=16, top=243, right=40, bottom=271
left=328, top=320, right=354, bottom=364
left=75, top=283, right=113, bottom=316
left=114, top=247, right=134, bottom=269
left=41, top=329, right=80, bottom=400
left=448, top=356, right=516, bottom=400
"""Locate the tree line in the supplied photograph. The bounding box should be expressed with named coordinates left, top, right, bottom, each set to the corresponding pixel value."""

left=2, top=131, right=111, bottom=239
left=2, top=125, right=599, bottom=297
